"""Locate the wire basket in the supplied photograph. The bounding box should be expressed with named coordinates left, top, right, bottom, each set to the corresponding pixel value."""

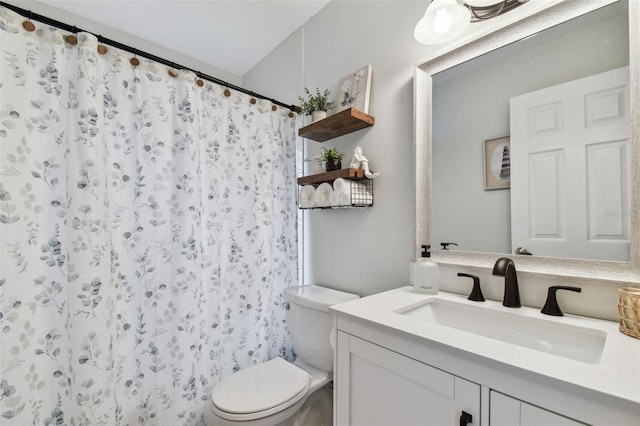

left=618, top=287, right=640, bottom=339
left=298, top=178, right=373, bottom=209
left=349, top=179, right=373, bottom=207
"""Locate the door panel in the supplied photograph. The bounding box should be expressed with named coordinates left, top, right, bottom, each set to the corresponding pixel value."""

left=510, top=66, right=630, bottom=260
left=337, top=333, right=480, bottom=426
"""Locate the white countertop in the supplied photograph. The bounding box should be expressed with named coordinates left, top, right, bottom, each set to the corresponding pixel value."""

left=330, top=286, right=640, bottom=406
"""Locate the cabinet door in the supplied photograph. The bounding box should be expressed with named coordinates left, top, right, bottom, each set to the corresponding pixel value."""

left=490, top=391, right=586, bottom=426
left=335, top=332, right=480, bottom=426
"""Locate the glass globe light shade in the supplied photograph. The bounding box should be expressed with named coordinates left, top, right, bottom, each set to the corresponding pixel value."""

left=414, top=0, right=472, bottom=45
left=433, top=8, right=453, bottom=33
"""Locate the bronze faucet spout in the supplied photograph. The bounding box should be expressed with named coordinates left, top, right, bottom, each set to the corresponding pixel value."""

left=492, top=257, right=521, bottom=308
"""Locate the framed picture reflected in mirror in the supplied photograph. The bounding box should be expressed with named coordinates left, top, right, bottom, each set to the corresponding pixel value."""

left=483, top=136, right=510, bottom=190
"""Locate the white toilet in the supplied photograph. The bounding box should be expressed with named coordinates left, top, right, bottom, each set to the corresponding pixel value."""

left=205, top=285, right=359, bottom=426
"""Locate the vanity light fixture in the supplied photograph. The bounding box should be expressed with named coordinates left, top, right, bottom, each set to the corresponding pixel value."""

left=414, top=0, right=471, bottom=45
left=414, top=0, right=529, bottom=45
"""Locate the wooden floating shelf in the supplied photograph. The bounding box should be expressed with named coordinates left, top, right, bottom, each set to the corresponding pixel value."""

left=297, top=168, right=367, bottom=185
left=298, top=108, right=374, bottom=142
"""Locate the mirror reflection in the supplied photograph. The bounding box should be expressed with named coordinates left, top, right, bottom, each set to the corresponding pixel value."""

left=431, top=1, right=630, bottom=261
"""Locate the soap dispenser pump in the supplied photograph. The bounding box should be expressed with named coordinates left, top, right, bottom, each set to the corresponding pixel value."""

left=411, top=245, right=439, bottom=294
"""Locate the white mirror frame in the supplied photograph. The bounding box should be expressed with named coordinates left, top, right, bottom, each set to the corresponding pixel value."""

left=414, top=0, right=640, bottom=284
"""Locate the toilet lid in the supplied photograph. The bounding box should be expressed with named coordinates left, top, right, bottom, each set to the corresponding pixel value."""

left=211, top=357, right=311, bottom=420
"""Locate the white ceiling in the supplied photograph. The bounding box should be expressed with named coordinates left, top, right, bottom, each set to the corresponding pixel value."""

left=40, top=0, right=331, bottom=77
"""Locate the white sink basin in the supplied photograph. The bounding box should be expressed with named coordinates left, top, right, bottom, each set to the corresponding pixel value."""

left=396, top=299, right=606, bottom=364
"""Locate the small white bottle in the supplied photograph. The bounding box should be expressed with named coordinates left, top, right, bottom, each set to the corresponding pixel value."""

left=411, top=245, right=439, bottom=294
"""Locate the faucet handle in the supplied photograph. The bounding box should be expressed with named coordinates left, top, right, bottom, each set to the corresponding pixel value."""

left=541, top=286, right=582, bottom=316
left=457, top=273, right=485, bottom=302
left=441, top=242, right=458, bottom=250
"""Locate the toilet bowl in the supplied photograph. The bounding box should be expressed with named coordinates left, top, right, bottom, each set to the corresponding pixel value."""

left=205, top=285, right=359, bottom=426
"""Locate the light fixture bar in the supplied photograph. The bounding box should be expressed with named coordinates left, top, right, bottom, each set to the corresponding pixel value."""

left=414, top=0, right=529, bottom=45
left=466, top=0, right=528, bottom=22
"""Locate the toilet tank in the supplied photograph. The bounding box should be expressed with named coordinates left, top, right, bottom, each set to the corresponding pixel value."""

left=283, top=285, right=359, bottom=372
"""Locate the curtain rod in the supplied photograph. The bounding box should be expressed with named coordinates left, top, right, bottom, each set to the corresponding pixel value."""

left=0, top=1, right=300, bottom=113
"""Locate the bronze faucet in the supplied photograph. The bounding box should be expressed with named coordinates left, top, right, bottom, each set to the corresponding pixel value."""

left=492, top=257, right=521, bottom=308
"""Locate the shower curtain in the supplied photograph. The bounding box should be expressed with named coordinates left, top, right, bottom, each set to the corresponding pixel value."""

left=0, top=7, right=297, bottom=425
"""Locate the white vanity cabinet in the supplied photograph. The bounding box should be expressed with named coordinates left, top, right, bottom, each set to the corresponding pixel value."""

left=335, top=332, right=480, bottom=426
left=490, top=391, right=586, bottom=426
left=331, top=289, right=640, bottom=426
left=334, top=330, right=585, bottom=426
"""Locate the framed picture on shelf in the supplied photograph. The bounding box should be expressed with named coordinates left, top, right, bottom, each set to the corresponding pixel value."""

left=336, top=64, right=372, bottom=114
left=483, top=136, right=510, bottom=190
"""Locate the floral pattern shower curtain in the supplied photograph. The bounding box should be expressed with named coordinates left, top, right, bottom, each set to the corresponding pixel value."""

left=0, top=7, right=297, bottom=425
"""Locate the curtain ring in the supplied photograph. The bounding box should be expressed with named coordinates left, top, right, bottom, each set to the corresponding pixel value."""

left=130, top=49, right=140, bottom=67
left=97, top=35, right=108, bottom=55
left=224, top=88, right=231, bottom=97
left=168, top=63, right=179, bottom=78
left=167, top=63, right=179, bottom=78
left=195, top=72, right=204, bottom=87
left=288, top=112, right=295, bottom=118
left=272, top=105, right=277, bottom=112
left=250, top=98, right=257, bottom=105
left=66, top=26, right=78, bottom=45
left=22, top=11, right=36, bottom=32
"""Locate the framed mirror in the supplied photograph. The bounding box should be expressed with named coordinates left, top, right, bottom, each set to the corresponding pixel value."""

left=414, top=0, right=639, bottom=282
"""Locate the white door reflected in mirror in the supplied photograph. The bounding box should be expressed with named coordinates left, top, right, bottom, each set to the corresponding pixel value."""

left=510, top=66, right=631, bottom=262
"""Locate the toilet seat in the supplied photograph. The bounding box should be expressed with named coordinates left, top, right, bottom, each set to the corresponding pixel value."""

left=211, top=357, right=311, bottom=421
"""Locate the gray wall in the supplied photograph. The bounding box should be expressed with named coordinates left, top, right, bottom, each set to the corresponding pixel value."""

left=243, top=0, right=565, bottom=297
left=246, top=1, right=430, bottom=296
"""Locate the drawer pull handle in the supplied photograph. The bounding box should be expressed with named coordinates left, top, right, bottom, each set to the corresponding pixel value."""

left=460, top=411, right=473, bottom=426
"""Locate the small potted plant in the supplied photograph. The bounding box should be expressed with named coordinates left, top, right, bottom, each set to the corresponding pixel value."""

left=299, top=87, right=336, bottom=122
left=323, top=147, right=343, bottom=172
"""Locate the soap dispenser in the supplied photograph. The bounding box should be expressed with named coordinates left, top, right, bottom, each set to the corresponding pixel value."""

left=411, top=245, right=439, bottom=294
